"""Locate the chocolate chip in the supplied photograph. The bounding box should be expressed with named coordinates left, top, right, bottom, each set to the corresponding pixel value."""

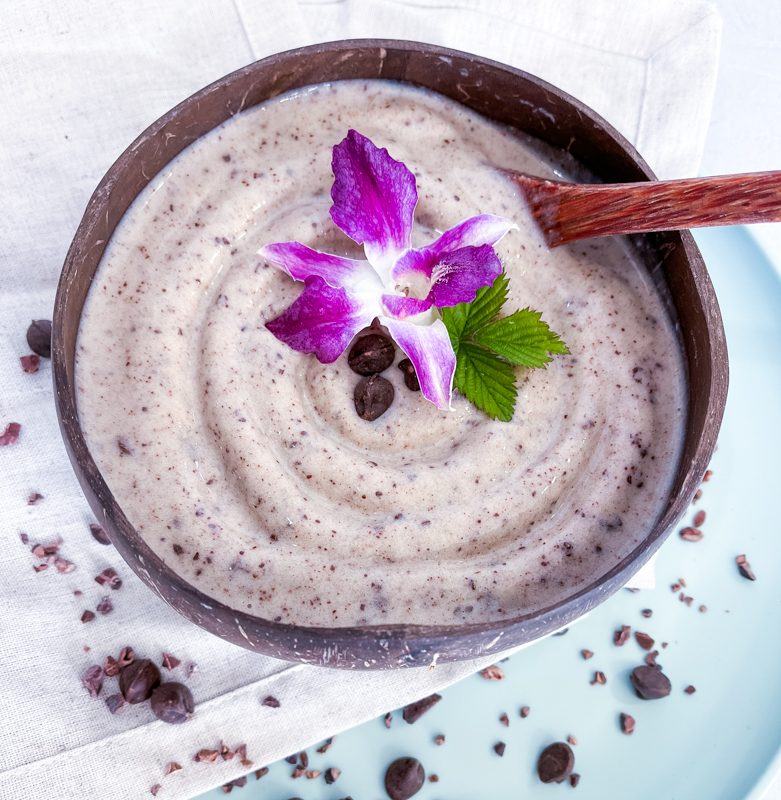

left=150, top=682, right=194, bottom=724
left=26, top=319, right=51, bottom=358
left=630, top=665, right=671, bottom=699
left=590, top=671, right=607, bottom=685
left=537, top=742, right=574, bottom=784
left=641, top=609, right=653, bottom=618
left=736, top=554, right=756, bottom=580
left=384, top=757, right=425, bottom=800
left=0, top=422, right=21, bottom=446
left=620, top=713, right=636, bottom=734
left=261, top=695, right=280, bottom=708
left=435, top=734, right=445, bottom=745
left=354, top=374, right=394, bottom=421
left=96, top=595, right=113, bottom=615
left=20, top=355, right=40, bottom=374
left=613, top=625, right=630, bottom=645
left=105, top=693, right=125, bottom=714
left=348, top=333, right=395, bottom=375
left=317, top=735, right=336, bottom=753
left=403, top=693, right=441, bottom=723
left=384, top=712, right=392, bottom=728
left=119, top=658, right=161, bottom=704
left=81, top=610, right=95, bottom=623
left=95, top=567, right=122, bottom=590
left=325, top=768, right=341, bottom=784
left=479, top=665, right=505, bottom=681
left=494, top=742, right=506, bottom=756
left=520, top=706, right=530, bottom=718
left=397, top=358, right=420, bottom=391
left=161, top=652, right=181, bottom=670
left=680, top=527, right=704, bottom=541
left=570, top=773, right=581, bottom=787
left=82, top=665, right=104, bottom=698
left=89, top=523, right=112, bottom=545
left=635, top=632, right=654, bottom=650
left=499, top=712, right=509, bottom=727
left=581, top=649, right=594, bottom=659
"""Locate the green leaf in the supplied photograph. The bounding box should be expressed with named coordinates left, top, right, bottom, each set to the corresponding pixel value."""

left=454, top=343, right=517, bottom=422
left=442, top=270, right=509, bottom=342
left=473, top=308, right=571, bottom=369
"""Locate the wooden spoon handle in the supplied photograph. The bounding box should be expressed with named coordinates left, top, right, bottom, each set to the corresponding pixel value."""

left=505, top=170, right=781, bottom=247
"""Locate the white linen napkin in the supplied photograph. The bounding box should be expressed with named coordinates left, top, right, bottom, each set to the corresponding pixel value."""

left=0, top=1, right=719, bottom=797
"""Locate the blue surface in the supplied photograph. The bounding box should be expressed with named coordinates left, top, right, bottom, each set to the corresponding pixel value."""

left=197, top=226, right=781, bottom=800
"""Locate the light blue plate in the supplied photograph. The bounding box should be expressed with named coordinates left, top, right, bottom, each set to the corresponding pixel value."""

left=197, top=226, right=781, bottom=800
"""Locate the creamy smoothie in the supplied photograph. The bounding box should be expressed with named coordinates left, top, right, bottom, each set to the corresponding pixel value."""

left=75, top=80, right=686, bottom=627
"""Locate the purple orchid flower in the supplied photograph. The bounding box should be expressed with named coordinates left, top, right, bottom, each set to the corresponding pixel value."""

left=260, top=130, right=516, bottom=409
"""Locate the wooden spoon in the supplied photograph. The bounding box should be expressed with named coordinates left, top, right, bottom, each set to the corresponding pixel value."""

left=501, top=169, right=781, bottom=247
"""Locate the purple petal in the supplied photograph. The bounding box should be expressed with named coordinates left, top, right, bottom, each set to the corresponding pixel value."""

left=426, top=214, right=516, bottom=258
left=259, top=242, right=369, bottom=289
left=391, top=214, right=515, bottom=284
left=426, top=244, right=502, bottom=308
left=266, top=276, right=377, bottom=363
left=331, top=130, right=417, bottom=281
left=381, top=294, right=433, bottom=319
left=380, top=317, right=456, bottom=409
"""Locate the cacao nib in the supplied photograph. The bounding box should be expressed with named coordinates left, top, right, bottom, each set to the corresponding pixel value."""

left=150, top=682, right=195, bottom=724
left=165, top=763, right=182, bottom=776
left=479, top=665, right=505, bottom=681
left=193, top=749, right=219, bottom=763
left=150, top=784, right=161, bottom=796
left=26, top=319, right=52, bottom=358
left=680, top=527, right=704, bottom=542
left=81, top=610, right=95, bottom=623
left=261, top=695, right=280, bottom=708
left=27, top=493, right=44, bottom=505
left=685, top=685, right=696, bottom=695
left=736, top=554, right=756, bottom=580
left=645, top=650, right=659, bottom=667
left=581, top=649, right=594, bottom=659
left=119, top=658, right=161, bottom=704
left=397, top=358, right=420, bottom=391
left=95, top=567, right=122, bottom=590
left=494, top=742, right=506, bottom=756
left=635, top=632, right=654, bottom=650
left=161, top=652, right=181, bottom=670
left=0, top=422, right=21, bottom=446
left=620, top=713, right=636, bottom=734
left=254, top=767, right=268, bottom=779
left=82, top=665, right=104, bottom=698
left=693, top=510, right=706, bottom=527
left=105, top=693, right=125, bottom=714
left=568, top=735, right=578, bottom=746
left=385, top=757, right=425, bottom=800
left=354, top=374, right=394, bottom=421
left=20, top=355, right=40, bottom=374
left=435, top=734, right=445, bottom=745
left=348, top=333, right=395, bottom=375
left=402, top=693, right=441, bottom=723
left=55, top=558, right=77, bottom=574
left=117, top=646, right=135, bottom=668
left=613, top=625, right=631, bottom=646
left=96, top=595, right=113, bottom=615
left=317, top=735, right=336, bottom=753
left=384, top=712, right=392, bottom=728
left=89, top=523, right=112, bottom=545
left=590, top=671, right=607, bottom=685
left=630, top=665, right=672, bottom=699
left=570, top=773, right=581, bottom=787
left=520, top=706, right=530, bottom=718
left=499, top=712, right=510, bottom=727
left=325, top=767, right=341, bottom=784
left=537, top=742, right=574, bottom=784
